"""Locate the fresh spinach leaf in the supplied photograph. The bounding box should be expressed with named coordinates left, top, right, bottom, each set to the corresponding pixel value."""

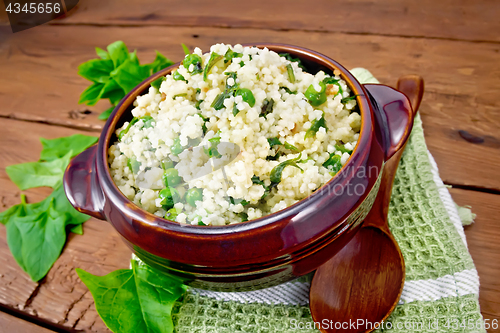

left=95, top=47, right=109, bottom=60
left=284, top=142, right=299, bottom=152
left=107, top=41, right=129, bottom=68
left=279, top=53, right=306, bottom=71
left=98, top=106, right=115, bottom=120
left=76, top=260, right=187, bottom=333
left=203, top=52, right=223, bottom=81
left=78, top=82, right=105, bottom=106
left=260, top=98, right=274, bottom=118
left=151, top=76, right=166, bottom=90
left=224, top=49, right=243, bottom=64
left=5, top=152, right=72, bottom=190
left=305, top=114, right=327, bottom=139
left=147, top=51, right=174, bottom=74
left=267, top=137, right=283, bottom=148
left=323, top=154, right=343, bottom=175
left=78, top=59, right=114, bottom=83
left=286, top=64, right=295, bottom=83
left=335, top=144, right=353, bottom=154
left=40, top=134, right=98, bottom=161
left=270, top=154, right=304, bottom=184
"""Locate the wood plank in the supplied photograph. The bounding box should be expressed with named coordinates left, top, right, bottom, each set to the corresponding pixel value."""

left=452, top=188, right=500, bottom=321
left=0, top=118, right=131, bottom=332
left=52, top=0, right=500, bottom=43
left=1, top=25, right=499, bottom=190
left=0, top=310, right=55, bottom=333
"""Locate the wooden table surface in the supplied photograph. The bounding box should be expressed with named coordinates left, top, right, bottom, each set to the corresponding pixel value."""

left=0, top=1, right=499, bottom=332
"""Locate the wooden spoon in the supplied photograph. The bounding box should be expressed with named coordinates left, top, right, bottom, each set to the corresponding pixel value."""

left=309, top=75, right=424, bottom=333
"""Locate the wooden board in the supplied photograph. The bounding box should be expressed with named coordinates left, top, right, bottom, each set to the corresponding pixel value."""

left=0, top=311, right=55, bottom=333
left=45, top=0, right=500, bottom=43
left=1, top=25, right=499, bottom=191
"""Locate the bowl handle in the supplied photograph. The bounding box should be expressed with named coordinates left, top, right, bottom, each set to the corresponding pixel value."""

left=63, top=145, right=106, bottom=220
left=364, top=84, right=414, bottom=161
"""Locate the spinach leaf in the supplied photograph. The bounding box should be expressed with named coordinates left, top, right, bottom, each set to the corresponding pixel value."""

left=203, top=52, right=223, bottom=81
left=78, top=59, right=114, bottom=83
left=77, top=260, right=187, bottom=333
left=151, top=76, right=166, bottom=90
left=224, top=49, right=243, bottom=64
left=119, top=117, right=139, bottom=140
left=305, top=114, right=328, bottom=139
left=5, top=152, right=72, bottom=190
left=211, top=91, right=232, bottom=110
left=98, top=106, right=115, bottom=120
left=40, top=134, right=98, bottom=161
left=183, top=54, right=203, bottom=75
left=270, top=154, right=304, bottom=184
left=1, top=186, right=89, bottom=281
left=286, top=64, right=295, bottom=83
left=107, top=41, right=129, bottom=68
left=284, top=142, right=299, bottom=152
left=267, top=137, right=283, bottom=148
left=111, top=59, right=151, bottom=93
left=99, top=79, right=125, bottom=105
left=235, top=88, right=255, bottom=107
left=181, top=43, right=190, bottom=55
left=335, top=144, right=353, bottom=154
left=8, top=199, right=68, bottom=282
left=78, top=41, right=173, bottom=120
left=260, top=98, right=274, bottom=118
left=279, top=53, right=306, bottom=71
left=323, top=154, right=343, bottom=175
left=341, top=95, right=358, bottom=104
left=78, top=82, right=105, bottom=106
left=173, top=70, right=186, bottom=82
left=95, top=47, right=109, bottom=60
left=279, top=86, right=297, bottom=95
left=147, top=51, right=174, bottom=74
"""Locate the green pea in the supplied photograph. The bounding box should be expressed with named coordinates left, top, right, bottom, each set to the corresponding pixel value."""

left=183, top=54, right=203, bottom=74
left=161, top=159, right=174, bottom=170
left=235, top=88, right=256, bottom=107
left=305, top=82, right=327, bottom=107
left=162, top=168, right=182, bottom=187
left=164, top=208, right=179, bottom=220
left=159, top=187, right=181, bottom=210
left=170, top=138, right=184, bottom=155
left=185, top=187, right=203, bottom=207
left=173, top=70, right=186, bottom=82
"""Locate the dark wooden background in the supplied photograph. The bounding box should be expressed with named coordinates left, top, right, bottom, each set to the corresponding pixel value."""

left=0, top=1, right=499, bottom=331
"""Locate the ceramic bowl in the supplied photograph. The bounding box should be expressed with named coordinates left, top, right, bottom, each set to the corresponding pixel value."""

left=64, top=44, right=413, bottom=291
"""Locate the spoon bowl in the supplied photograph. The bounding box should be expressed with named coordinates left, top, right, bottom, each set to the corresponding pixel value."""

left=309, top=75, right=424, bottom=333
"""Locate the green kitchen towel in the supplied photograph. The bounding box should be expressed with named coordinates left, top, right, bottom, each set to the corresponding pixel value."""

left=137, top=69, right=486, bottom=333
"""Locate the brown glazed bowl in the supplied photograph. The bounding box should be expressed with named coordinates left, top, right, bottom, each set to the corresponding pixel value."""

left=64, top=44, right=413, bottom=291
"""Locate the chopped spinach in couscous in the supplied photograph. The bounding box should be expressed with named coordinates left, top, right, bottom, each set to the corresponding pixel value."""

left=108, top=44, right=361, bottom=225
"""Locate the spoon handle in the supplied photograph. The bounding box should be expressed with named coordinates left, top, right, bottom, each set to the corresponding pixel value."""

left=363, top=75, right=424, bottom=232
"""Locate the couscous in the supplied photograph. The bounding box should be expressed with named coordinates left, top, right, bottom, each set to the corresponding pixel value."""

left=108, top=44, right=361, bottom=225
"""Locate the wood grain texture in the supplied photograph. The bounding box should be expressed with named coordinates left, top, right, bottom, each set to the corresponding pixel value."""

left=0, top=311, right=55, bottom=333
left=0, top=118, right=131, bottom=332
left=453, top=188, right=500, bottom=323
left=1, top=25, right=499, bottom=190
left=51, top=0, right=500, bottom=43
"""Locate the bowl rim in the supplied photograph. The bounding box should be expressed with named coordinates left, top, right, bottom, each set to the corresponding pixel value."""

left=96, top=43, right=374, bottom=235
